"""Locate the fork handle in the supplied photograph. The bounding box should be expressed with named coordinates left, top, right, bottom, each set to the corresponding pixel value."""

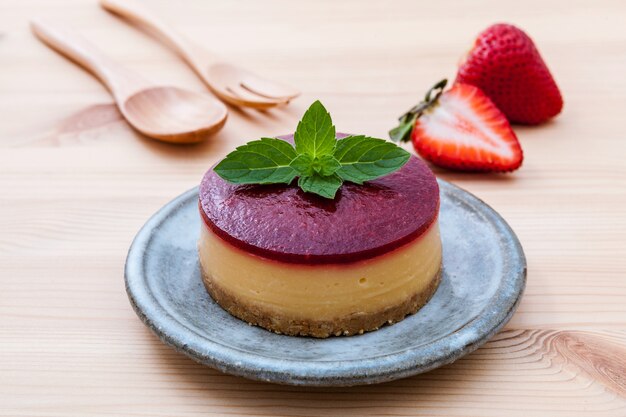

left=30, top=19, right=148, bottom=101
left=100, top=0, right=217, bottom=73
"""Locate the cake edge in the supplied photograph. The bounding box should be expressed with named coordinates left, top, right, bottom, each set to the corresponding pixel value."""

left=200, top=265, right=442, bottom=338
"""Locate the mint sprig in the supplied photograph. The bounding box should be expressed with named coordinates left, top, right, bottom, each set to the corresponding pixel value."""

left=214, top=101, right=411, bottom=199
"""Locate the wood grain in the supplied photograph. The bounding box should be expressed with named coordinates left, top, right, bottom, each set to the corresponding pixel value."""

left=1, top=0, right=625, bottom=415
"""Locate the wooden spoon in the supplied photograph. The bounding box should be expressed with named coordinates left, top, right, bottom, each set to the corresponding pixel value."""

left=100, top=0, right=300, bottom=110
left=31, top=19, right=227, bottom=144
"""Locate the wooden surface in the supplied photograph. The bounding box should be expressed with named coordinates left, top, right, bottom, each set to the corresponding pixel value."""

left=1, top=0, right=625, bottom=415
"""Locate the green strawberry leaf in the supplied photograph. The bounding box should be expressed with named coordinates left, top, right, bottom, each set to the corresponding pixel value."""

left=389, top=113, right=416, bottom=143
left=298, top=173, right=343, bottom=199
left=214, top=138, right=298, bottom=184
left=389, top=79, right=447, bottom=143
left=334, top=135, right=411, bottom=184
left=294, top=100, right=336, bottom=158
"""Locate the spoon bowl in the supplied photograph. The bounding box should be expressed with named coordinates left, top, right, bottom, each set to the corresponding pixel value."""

left=31, top=19, right=227, bottom=144
left=121, top=86, right=227, bottom=143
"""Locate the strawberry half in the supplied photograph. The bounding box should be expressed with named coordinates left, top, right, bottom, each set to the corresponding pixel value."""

left=389, top=80, right=523, bottom=172
left=456, top=23, right=563, bottom=125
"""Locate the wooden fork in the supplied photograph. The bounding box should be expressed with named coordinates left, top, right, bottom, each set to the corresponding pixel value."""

left=100, top=0, right=300, bottom=109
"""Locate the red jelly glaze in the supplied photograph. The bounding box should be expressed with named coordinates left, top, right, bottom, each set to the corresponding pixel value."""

left=199, top=133, right=440, bottom=265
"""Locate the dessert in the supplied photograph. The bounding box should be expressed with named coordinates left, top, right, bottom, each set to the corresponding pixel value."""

left=198, top=132, right=442, bottom=337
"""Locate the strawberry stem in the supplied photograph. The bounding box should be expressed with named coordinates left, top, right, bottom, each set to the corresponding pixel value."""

left=389, top=79, right=448, bottom=143
left=400, top=79, right=448, bottom=120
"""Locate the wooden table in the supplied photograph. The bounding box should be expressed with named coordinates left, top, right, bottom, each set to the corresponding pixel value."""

left=2, top=0, right=625, bottom=415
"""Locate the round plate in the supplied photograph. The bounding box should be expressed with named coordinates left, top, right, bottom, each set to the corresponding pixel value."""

left=125, top=180, right=526, bottom=386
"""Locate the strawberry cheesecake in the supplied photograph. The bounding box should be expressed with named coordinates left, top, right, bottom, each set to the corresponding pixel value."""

left=198, top=134, right=442, bottom=338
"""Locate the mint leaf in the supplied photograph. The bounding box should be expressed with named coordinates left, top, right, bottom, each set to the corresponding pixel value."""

left=294, top=100, right=336, bottom=158
left=290, top=154, right=314, bottom=176
left=298, top=173, right=342, bottom=199
left=316, top=155, right=341, bottom=176
left=290, top=154, right=341, bottom=177
left=214, top=138, right=298, bottom=184
left=334, top=135, right=410, bottom=184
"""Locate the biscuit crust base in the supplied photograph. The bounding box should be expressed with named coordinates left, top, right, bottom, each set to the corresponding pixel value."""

left=201, top=266, right=442, bottom=338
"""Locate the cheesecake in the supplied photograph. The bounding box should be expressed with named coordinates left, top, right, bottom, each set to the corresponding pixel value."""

left=198, top=134, right=442, bottom=338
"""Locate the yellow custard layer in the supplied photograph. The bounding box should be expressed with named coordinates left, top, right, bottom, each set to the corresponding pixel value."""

left=198, top=221, right=442, bottom=321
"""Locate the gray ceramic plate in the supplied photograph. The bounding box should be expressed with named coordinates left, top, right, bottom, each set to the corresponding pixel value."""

left=125, top=180, right=526, bottom=386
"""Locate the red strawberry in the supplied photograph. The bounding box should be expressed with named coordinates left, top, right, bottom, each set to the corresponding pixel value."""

left=389, top=80, right=523, bottom=172
left=456, top=23, right=563, bottom=125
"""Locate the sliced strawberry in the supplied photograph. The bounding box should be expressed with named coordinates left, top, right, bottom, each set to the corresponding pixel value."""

left=390, top=80, right=523, bottom=172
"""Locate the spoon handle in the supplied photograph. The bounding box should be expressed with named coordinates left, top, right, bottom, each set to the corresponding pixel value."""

left=100, top=0, right=217, bottom=76
left=30, top=19, right=149, bottom=101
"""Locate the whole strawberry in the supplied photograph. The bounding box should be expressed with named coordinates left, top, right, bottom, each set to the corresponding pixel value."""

left=456, top=23, right=563, bottom=125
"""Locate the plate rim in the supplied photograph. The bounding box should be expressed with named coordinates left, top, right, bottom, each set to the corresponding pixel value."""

left=125, top=179, right=527, bottom=386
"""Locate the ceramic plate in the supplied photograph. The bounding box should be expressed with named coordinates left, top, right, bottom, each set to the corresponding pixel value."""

left=125, top=180, right=526, bottom=386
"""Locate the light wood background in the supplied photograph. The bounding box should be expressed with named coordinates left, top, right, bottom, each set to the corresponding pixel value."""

left=1, top=0, right=625, bottom=415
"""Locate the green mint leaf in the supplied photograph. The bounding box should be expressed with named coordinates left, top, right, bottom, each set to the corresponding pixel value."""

left=334, top=135, right=411, bottom=184
left=298, top=173, right=343, bottom=199
left=290, top=154, right=341, bottom=178
left=290, top=154, right=314, bottom=177
left=214, top=138, right=298, bottom=184
left=389, top=113, right=416, bottom=143
left=294, top=100, right=336, bottom=158
left=315, top=155, right=341, bottom=176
